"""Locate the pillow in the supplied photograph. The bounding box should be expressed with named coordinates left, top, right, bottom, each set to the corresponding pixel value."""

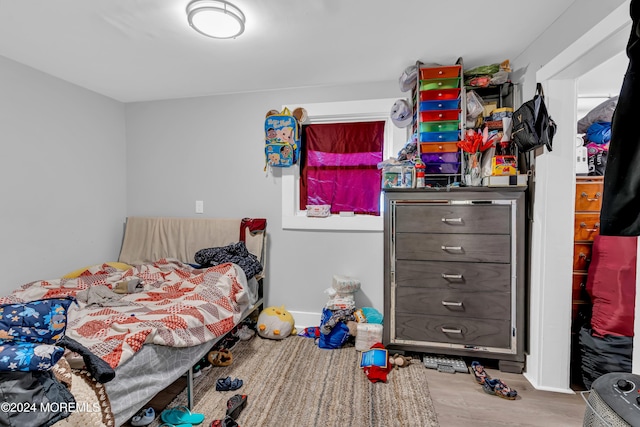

left=0, top=298, right=75, bottom=344
left=62, top=261, right=132, bottom=279
left=0, top=342, right=64, bottom=371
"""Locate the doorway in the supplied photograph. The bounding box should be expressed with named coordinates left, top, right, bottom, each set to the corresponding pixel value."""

left=525, top=1, right=633, bottom=392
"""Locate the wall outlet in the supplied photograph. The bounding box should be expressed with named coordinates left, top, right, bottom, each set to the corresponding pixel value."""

left=195, top=200, right=204, bottom=214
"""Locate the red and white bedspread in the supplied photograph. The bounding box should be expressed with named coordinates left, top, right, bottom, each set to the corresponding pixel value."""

left=0, top=259, right=249, bottom=368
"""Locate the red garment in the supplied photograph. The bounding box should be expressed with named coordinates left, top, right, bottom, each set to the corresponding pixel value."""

left=586, top=235, right=637, bottom=337
left=239, top=218, right=267, bottom=242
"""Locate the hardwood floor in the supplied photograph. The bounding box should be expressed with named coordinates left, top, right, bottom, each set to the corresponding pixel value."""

left=424, top=363, right=588, bottom=427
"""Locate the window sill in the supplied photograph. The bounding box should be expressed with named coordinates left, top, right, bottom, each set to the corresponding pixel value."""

left=282, top=212, right=382, bottom=231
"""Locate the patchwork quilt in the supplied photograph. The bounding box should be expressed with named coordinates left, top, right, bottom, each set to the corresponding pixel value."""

left=0, top=259, right=249, bottom=369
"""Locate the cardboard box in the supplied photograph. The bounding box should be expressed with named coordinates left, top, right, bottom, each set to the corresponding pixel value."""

left=484, top=174, right=528, bottom=187
left=491, top=155, right=518, bottom=175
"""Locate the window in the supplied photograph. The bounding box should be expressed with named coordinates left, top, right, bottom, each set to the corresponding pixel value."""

left=282, top=98, right=407, bottom=231
left=300, top=121, right=385, bottom=215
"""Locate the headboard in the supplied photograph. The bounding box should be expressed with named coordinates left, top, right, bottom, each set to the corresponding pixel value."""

left=118, top=217, right=267, bottom=272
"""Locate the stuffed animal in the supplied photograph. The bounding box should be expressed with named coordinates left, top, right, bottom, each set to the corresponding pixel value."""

left=257, top=306, right=296, bottom=340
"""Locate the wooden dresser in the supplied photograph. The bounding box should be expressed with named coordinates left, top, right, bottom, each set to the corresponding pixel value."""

left=571, top=176, right=604, bottom=385
left=383, top=188, right=526, bottom=372
left=572, top=176, right=604, bottom=318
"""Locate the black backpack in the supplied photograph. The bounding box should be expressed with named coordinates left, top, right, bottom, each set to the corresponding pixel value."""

left=512, top=83, right=557, bottom=152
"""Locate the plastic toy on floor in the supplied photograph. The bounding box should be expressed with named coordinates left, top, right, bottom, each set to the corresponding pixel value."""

left=257, top=306, right=296, bottom=340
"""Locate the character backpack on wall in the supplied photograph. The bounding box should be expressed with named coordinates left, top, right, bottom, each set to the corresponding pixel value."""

left=264, top=107, right=307, bottom=171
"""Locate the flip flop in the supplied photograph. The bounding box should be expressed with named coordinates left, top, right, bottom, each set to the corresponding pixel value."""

left=226, top=394, right=248, bottom=420
left=216, top=376, right=243, bottom=391
left=482, top=378, right=518, bottom=400
left=161, top=405, right=205, bottom=425
left=471, top=361, right=490, bottom=384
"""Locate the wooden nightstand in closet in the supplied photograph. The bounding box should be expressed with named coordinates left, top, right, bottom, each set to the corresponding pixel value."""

left=572, top=176, right=603, bottom=318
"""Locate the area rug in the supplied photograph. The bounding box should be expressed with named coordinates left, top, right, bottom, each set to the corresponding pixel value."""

left=151, top=335, right=439, bottom=427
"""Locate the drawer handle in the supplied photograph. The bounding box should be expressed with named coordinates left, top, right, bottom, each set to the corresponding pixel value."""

left=441, top=217, right=462, bottom=223
left=441, top=301, right=463, bottom=307
left=580, top=222, right=600, bottom=232
left=441, top=327, right=462, bottom=334
left=441, top=245, right=462, bottom=251
left=441, top=273, right=463, bottom=280
left=581, top=191, right=601, bottom=202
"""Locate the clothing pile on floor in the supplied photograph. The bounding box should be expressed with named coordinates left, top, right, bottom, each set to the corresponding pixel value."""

left=298, top=275, right=383, bottom=350
left=577, top=96, right=617, bottom=176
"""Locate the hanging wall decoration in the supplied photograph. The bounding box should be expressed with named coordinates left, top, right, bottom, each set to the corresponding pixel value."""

left=264, top=107, right=307, bottom=171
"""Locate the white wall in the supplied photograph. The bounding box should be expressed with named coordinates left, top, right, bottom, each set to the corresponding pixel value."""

left=124, top=81, right=403, bottom=324
left=0, top=55, right=127, bottom=296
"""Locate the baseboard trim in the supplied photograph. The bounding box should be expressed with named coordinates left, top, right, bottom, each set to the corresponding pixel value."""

left=289, top=310, right=321, bottom=331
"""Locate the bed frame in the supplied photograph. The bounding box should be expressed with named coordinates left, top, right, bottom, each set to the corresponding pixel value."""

left=110, top=216, right=267, bottom=425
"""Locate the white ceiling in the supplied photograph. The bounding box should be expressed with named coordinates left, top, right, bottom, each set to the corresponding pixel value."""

left=0, top=0, right=608, bottom=103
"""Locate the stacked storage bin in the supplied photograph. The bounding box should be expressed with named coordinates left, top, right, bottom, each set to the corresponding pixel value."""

left=416, top=64, right=463, bottom=184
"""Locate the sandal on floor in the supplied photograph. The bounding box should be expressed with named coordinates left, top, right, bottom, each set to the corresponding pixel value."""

left=210, top=416, right=239, bottom=427
left=482, top=378, right=518, bottom=400
left=226, top=394, right=248, bottom=419
left=131, top=407, right=155, bottom=426
left=471, top=361, right=490, bottom=384
left=208, top=349, right=233, bottom=367
left=216, top=376, right=243, bottom=391
left=160, top=405, right=206, bottom=425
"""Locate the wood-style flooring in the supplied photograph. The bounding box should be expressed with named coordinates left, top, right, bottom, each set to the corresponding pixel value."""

left=124, top=362, right=588, bottom=427
left=424, top=363, right=588, bottom=427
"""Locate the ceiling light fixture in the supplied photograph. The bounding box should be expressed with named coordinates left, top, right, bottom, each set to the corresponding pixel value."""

left=186, top=0, right=246, bottom=39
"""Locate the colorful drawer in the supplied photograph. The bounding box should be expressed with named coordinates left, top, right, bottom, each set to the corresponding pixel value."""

left=420, top=78, right=460, bottom=91
left=421, top=152, right=460, bottom=164
left=420, top=100, right=460, bottom=111
left=420, top=142, right=459, bottom=153
left=420, top=109, right=460, bottom=122
left=420, top=121, right=459, bottom=133
left=420, top=131, right=459, bottom=142
left=419, top=89, right=461, bottom=102
left=420, top=65, right=462, bottom=80
left=424, top=163, right=461, bottom=174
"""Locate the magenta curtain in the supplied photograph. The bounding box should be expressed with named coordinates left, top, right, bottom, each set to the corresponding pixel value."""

left=300, top=121, right=384, bottom=215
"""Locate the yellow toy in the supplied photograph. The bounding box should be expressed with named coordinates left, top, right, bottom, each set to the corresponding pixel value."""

left=257, top=306, right=296, bottom=340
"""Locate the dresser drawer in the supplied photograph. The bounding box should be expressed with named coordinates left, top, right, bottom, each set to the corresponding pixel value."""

left=395, top=260, right=510, bottom=292
left=419, top=88, right=461, bottom=102
left=420, top=109, right=460, bottom=122
left=419, top=142, right=459, bottom=153
left=573, top=243, right=593, bottom=271
left=575, top=183, right=603, bottom=212
left=420, top=77, right=461, bottom=90
left=394, top=313, right=510, bottom=348
left=420, top=65, right=461, bottom=80
left=574, top=213, right=601, bottom=241
left=420, top=121, right=460, bottom=133
left=395, top=205, right=510, bottom=234
left=395, top=287, right=510, bottom=320
left=396, top=233, right=510, bottom=263
left=572, top=273, right=588, bottom=301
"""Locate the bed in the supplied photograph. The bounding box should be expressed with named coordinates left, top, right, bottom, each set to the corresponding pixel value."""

left=0, top=216, right=267, bottom=427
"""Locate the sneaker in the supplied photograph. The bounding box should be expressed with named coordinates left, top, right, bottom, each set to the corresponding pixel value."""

left=235, top=325, right=256, bottom=341
left=131, top=407, right=155, bottom=426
